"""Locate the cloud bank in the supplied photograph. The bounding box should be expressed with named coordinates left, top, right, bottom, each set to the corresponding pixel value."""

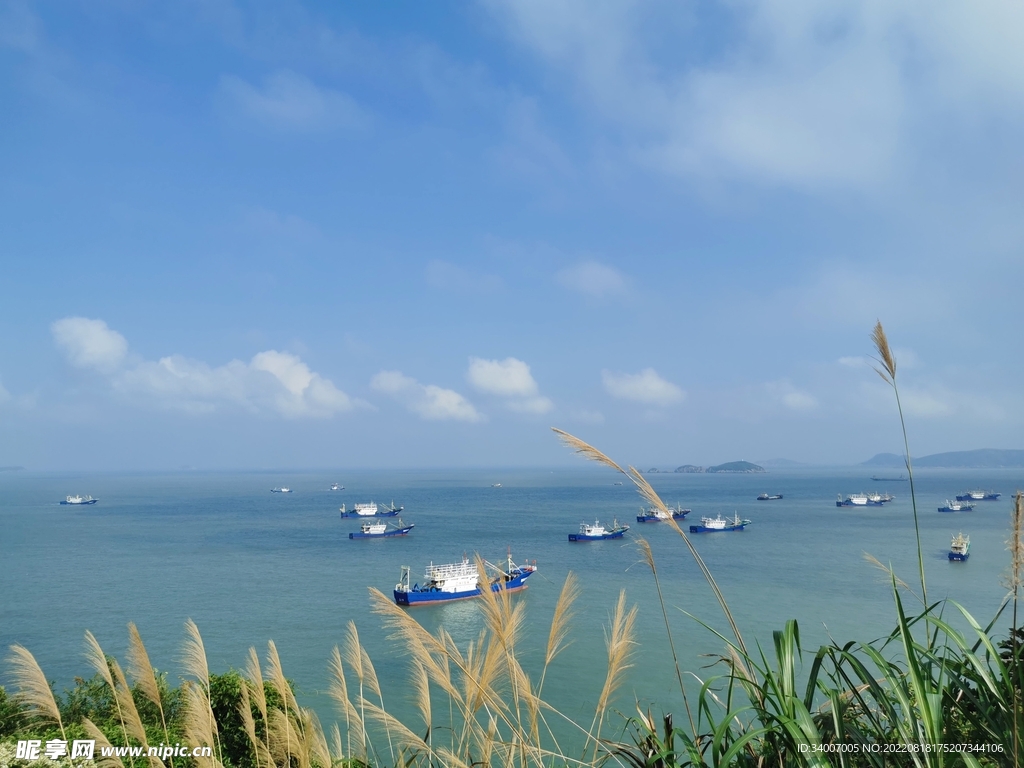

left=51, top=317, right=354, bottom=418
left=51, top=317, right=128, bottom=372
left=602, top=367, right=685, bottom=406
left=467, top=356, right=553, bottom=413
left=371, top=370, right=482, bottom=422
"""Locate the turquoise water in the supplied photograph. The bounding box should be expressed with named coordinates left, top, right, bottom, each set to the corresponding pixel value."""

left=1, top=467, right=1020, bottom=734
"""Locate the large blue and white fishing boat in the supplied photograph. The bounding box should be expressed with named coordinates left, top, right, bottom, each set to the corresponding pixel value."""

left=636, top=504, right=690, bottom=522
left=948, top=532, right=970, bottom=561
left=568, top=520, right=629, bottom=541
left=340, top=501, right=402, bottom=519
left=349, top=519, right=414, bottom=539
left=956, top=490, right=1000, bottom=501
left=689, top=513, right=751, bottom=533
left=393, top=553, right=537, bottom=606
left=836, top=493, right=883, bottom=507
left=60, top=495, right=97, bottom=505
left=938, top=499, right=974, bottom=512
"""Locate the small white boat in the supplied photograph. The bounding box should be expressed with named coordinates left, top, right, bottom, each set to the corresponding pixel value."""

left=271, top=487, right=292, bottom=493
left=330, top=483, right=344, bottom=491
left=60, top=495, right=98, bottom=505
left=491, top=483, right=502, bottom=488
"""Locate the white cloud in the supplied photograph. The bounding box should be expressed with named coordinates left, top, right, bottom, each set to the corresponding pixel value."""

left=765, top=380, right=819, bottom=412
left=52, top=318, right=354, bottom=418
left=555, top=262, right=627, bottom=298
left=219, top=70, right=367, bottom=132
left=838, top=356, right=866, bottom=368
left=467, top=357, right=537, bottom=397
left=602, top=368, right=685, bottom=406
left=51, top=317, right=128, bottom=372
left=371, top=370, right=482, bottom=422
left=118, top=351, right=355, bottom=418
left=487, top=1, right=1024, bottom=192
left=467, top=357, right=553, bottom=413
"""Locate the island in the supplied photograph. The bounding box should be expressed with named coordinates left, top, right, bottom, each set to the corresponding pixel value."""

left=673, top=461, right=766, bottom=473
left=862, top=449, right=1024, bottom=468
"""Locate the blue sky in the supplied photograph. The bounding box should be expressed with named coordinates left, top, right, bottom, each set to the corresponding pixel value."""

left=2, top=0, right=1023, bottom=470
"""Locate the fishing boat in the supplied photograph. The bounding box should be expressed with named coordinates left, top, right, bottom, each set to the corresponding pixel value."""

left=689, top=513, right=751, bottom=533
left=871, top=474, right=907, bottom=481
left=636, top=504, right=690, bottom=522
left=330, top=483, right=344, bottom=491
left=271, top=487, right=292, bottom=493
left=948, top=532, right=970, bottom=561
left=956, top=490, right=1001, bottom=501
left=491, top=483, right=502, bottom=488
left=938, top=499, right=975, bottom=512
left=393, top=552, right=537, bottom=606
left=865, top=491, right=894, bottom=503
left=349, top=519, right=414, bottom=539
left=568, top=519, right=629, bottom=541
left=60, top=495, right=97, bottom=505
left=756, top=493, right=783, bottom=500
left=340, top=502, right=401, bottom=518
left=836, top=493, right=882, bottom=507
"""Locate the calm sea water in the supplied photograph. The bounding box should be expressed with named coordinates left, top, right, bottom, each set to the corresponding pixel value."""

left=1, top=467, right=1020, bottom=733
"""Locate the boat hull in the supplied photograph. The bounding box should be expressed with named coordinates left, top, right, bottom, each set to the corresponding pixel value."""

left=394, top=569, right=535, bottom=606
left=60, top=499, right=97, bottom=505
left=350, top=525, right=414, bottom=539
left=340, top=509, right=400, bottom=518
left=956, top=493, right=1000, bottom=501
left=948, top=552, right=969, bottom=561
left=836, top=500, right=883, bottom=507
left=689, top=522, right=747, bottom=533
left=938, top=506, right=973, bottom=513
left=569, top=530, right=627, bottom=541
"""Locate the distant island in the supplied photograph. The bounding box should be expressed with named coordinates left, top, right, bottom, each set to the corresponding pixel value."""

left=862, top=449, right=1024, bottom=469
left=755, top=458, right=805, bottom=467
left=672, top=461, right=766, bottom=474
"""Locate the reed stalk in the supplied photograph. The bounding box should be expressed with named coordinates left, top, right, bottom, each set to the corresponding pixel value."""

left=5, top=644, right=66, bottom=741
left=127, top=623, right=172, bottom=767
left=84, top=630, right=132, bottom=762
left=871, top=321, right=928, bottom=610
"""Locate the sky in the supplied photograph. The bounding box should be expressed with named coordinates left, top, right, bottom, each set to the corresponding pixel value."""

left=1, top=0, right=1023, bottom=470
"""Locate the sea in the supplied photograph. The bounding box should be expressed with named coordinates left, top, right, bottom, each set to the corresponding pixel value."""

left=1, top=467, right=1021, bottom=740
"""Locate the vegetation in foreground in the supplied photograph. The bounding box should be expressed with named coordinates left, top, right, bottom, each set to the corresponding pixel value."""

left=2, top=322, right=1022, bottom=767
